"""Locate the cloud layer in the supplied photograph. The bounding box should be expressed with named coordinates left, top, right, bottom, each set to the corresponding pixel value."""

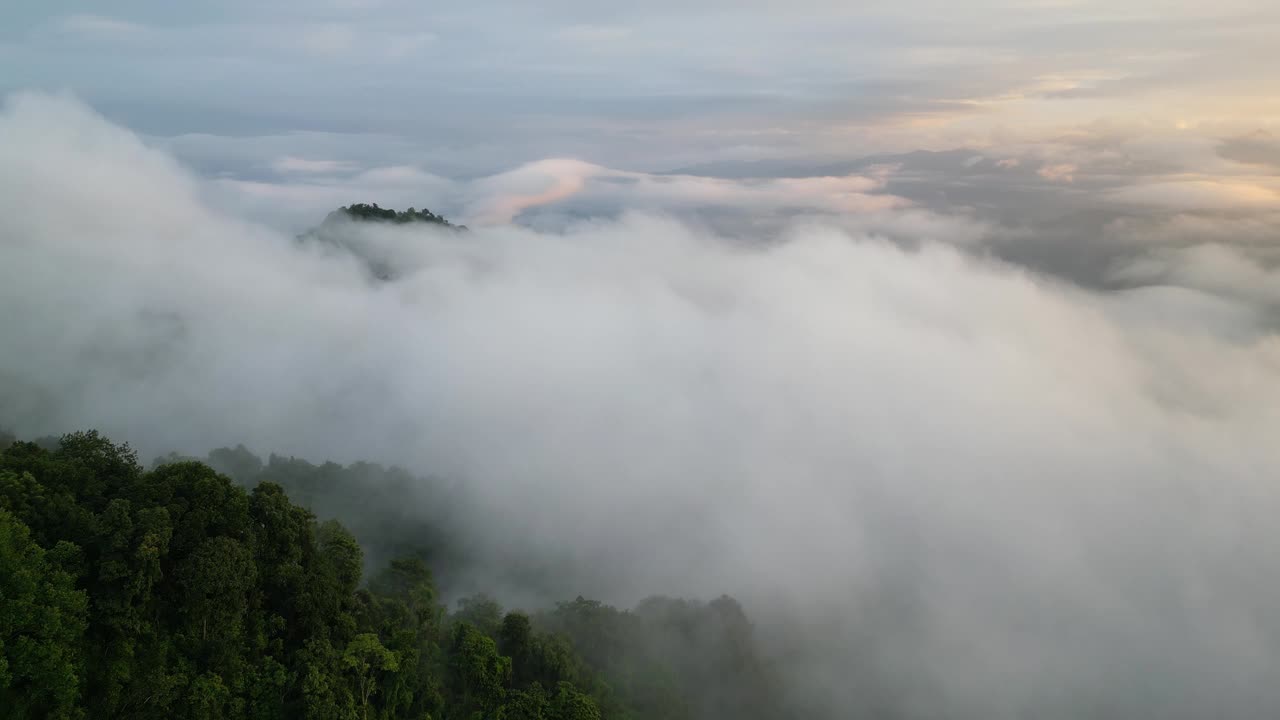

left=4, top=94, right=1280, bottom=719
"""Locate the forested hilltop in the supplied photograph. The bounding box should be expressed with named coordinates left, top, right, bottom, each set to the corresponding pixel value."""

left=0, top=431, right=788, bottom=720
left=296, top=204, right=465, bottom=282
left=326, top=203, right=463, bottom=229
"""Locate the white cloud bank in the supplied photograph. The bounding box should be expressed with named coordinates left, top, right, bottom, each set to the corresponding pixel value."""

left=3, top=93, right=1280, bottom=718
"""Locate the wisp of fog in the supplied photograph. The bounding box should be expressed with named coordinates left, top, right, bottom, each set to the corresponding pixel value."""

left=3, top=92, right=1280, bottom=718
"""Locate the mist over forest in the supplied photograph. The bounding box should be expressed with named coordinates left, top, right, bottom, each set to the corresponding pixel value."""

left=2, top=1, right=1280, bottom=717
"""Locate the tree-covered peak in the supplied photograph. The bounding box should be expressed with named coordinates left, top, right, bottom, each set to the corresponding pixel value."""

left=298, top=203, right=469, bottom=281
left=326, top=202, right=464, bottom=229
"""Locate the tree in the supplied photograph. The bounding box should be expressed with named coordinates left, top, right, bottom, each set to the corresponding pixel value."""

left=343, top=633, right=399, bottom=720
left=53, top=430, right=142, bottom=510
left=450, top=623, right=510, bottom=717
left=499, top=612, right=533, bottom=679
left=500, top=682, right=549, bottom=720
left=176, top=536, right=256, bottom=644
left=359, top=556, right=444, bottom=720
left=317, top=520, right=363, bottom=598
left=0, top=509, right=88, bottom=719
left=367, top=557, right=438, bottom=636
left=187, top=672, right=232, bottom=720
left=550, top=681, right=601, bottom=720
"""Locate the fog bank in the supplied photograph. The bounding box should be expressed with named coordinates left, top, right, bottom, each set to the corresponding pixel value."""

left=3, top=93, right=1280, bottom=718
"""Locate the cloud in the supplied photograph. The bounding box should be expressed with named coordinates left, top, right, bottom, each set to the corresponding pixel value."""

left=55, top=14, right=148, bottom=36
left=275, top=23, right=435, bottom=60
left=1101, top=211, right=1280, bottom=250
left=1108, top=179, right=1280, bottom=210
left=271, top=155, right=358, bottom=174
left=1109, top=243, right=1280, bottom=311
left=557, top=23, right=634, bottom=48
left=461, top=159, right=907, bottom=225
left=290, top=22, right=358, bottom=55
left=205, top=152, right=915, bottom=232
left=5, top=91, right=1280, bottom=719
left=1036, top=162, right=1076, bottom=183
left=467, top=158, right=604, bottom=224
left=382, top=31, right=437, bottom=59
left=1218, top=131, right=1280, bottom=169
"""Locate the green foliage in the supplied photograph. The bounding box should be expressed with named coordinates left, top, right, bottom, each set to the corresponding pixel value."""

left=1, top=431, right=791, bottom=720
left=551, top=681, right=602, bottom=720
left=449, top=622, right=510, bottom=718
left=0, top=509, right=88, bottom=720
left=499, top=682, right=550, bottom=720
left=337, top=203, right=458, bottom=228
left=343, top=633, right=399, bottom=719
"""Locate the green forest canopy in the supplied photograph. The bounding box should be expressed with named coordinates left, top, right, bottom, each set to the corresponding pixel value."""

left=0, top=430, right=789, bottom=720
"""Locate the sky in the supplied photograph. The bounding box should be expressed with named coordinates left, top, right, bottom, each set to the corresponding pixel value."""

left=2, top=3, right=1280, bottom=719
left=3, top=1, right=1279, bottom=177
